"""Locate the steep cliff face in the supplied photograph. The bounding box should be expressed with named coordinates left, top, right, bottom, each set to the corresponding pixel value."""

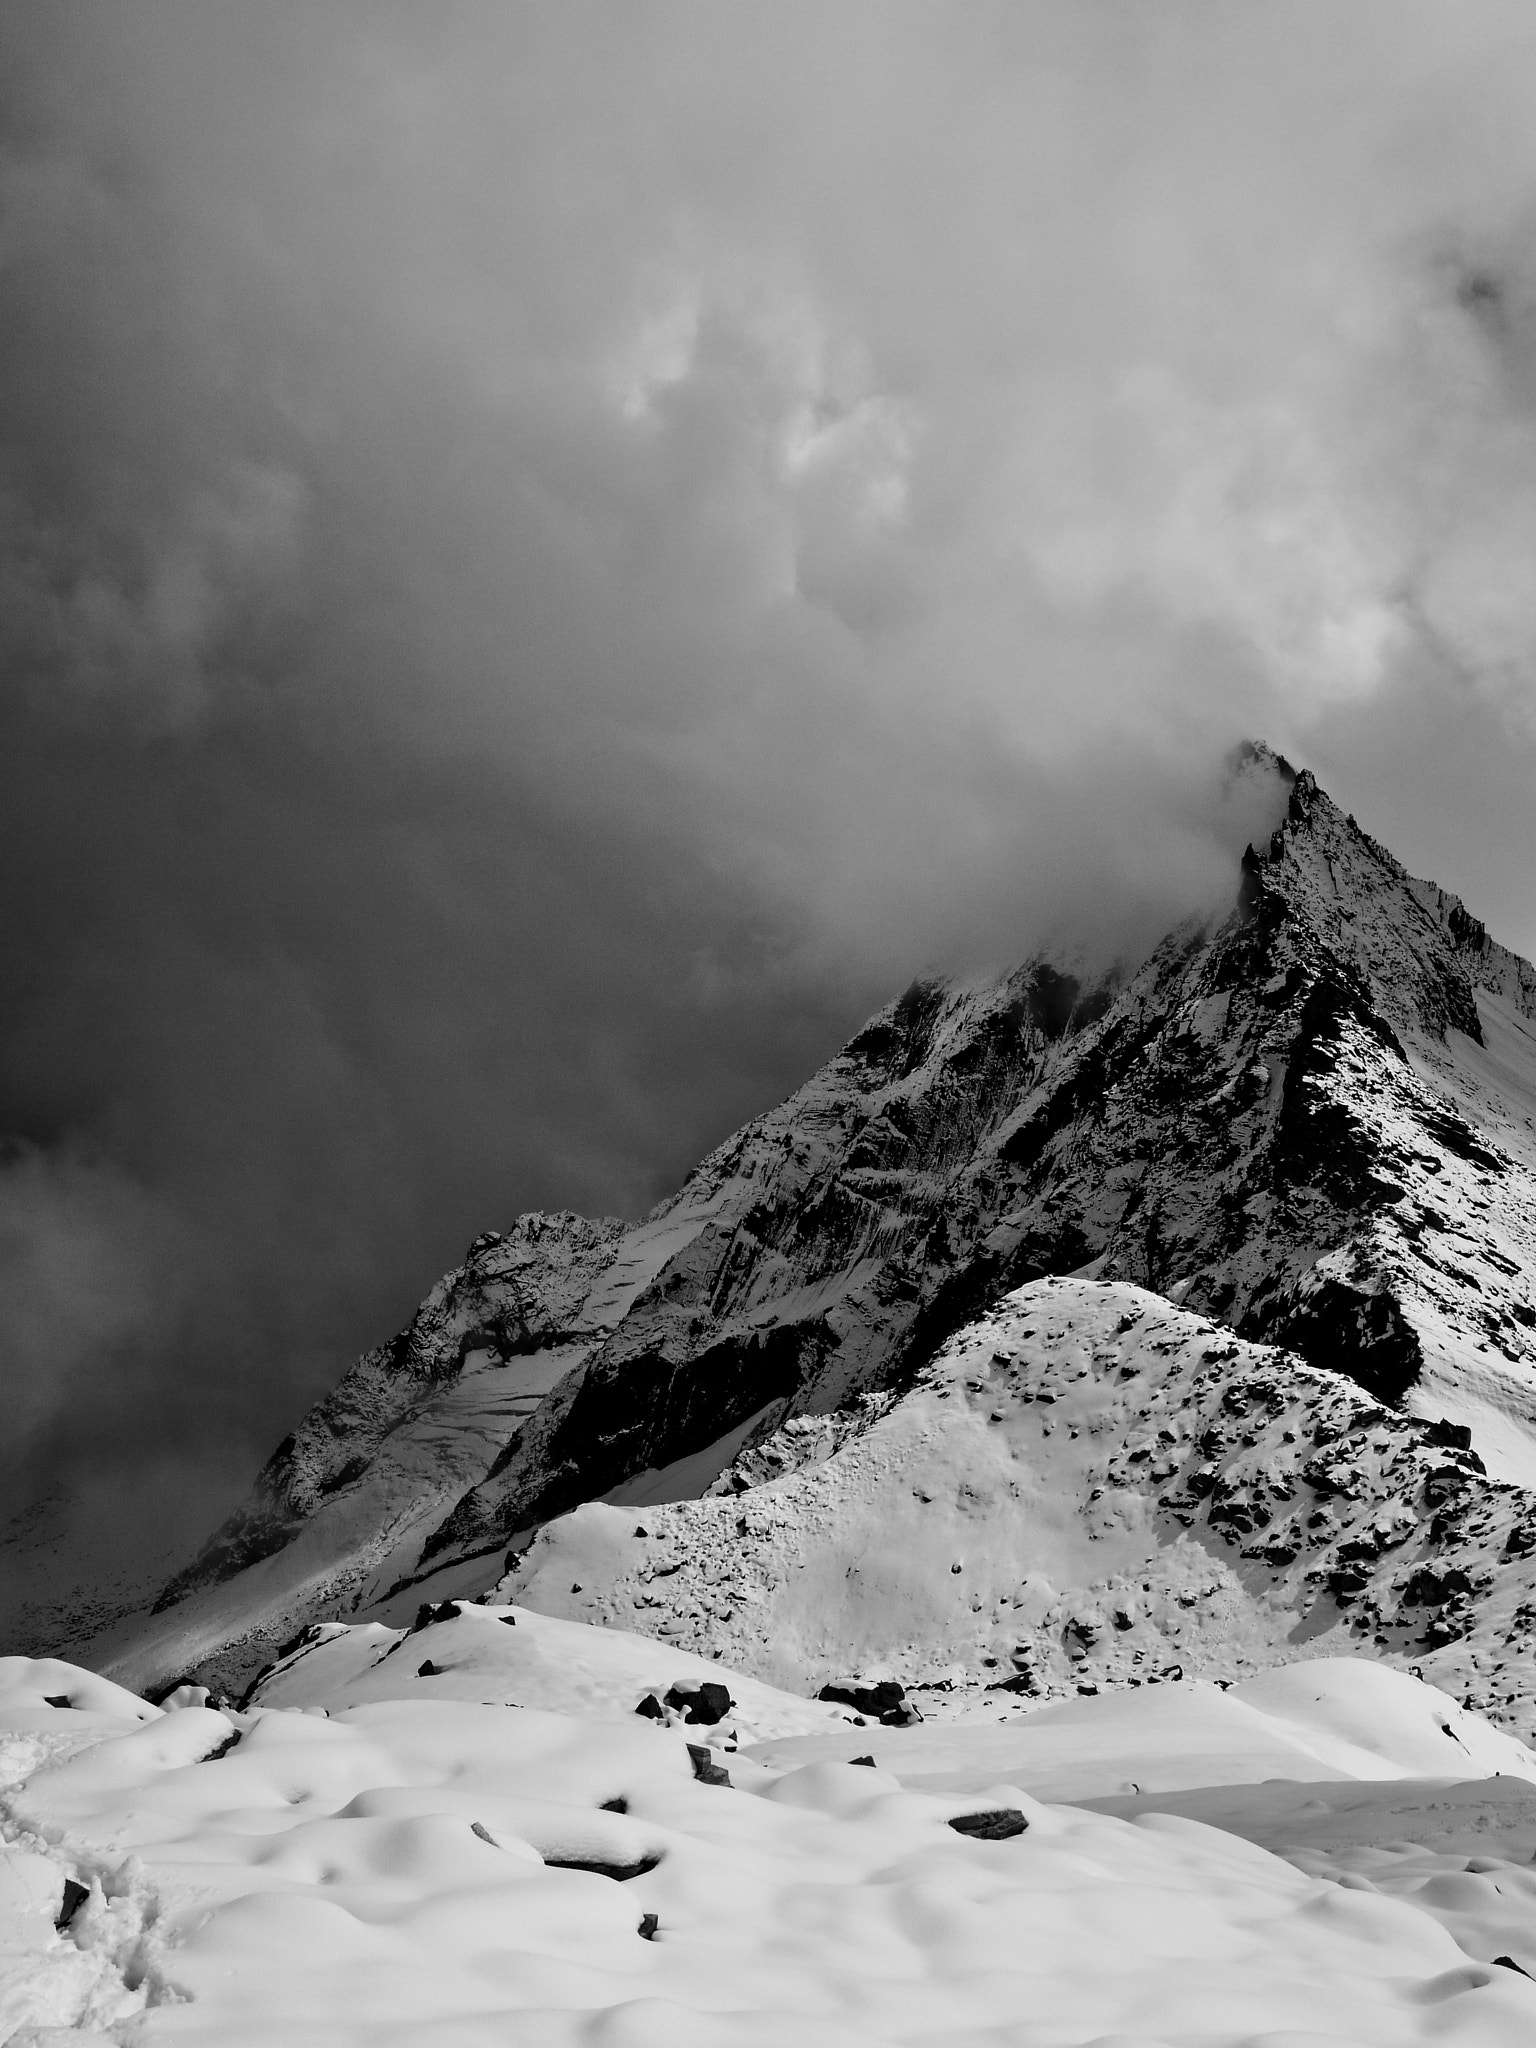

left=98, top=749, right=1536, bottom=1693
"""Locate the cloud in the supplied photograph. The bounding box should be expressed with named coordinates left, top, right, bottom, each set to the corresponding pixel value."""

left=0, top=1144, right=183, bottom=1449
left=4, top=0, right=1536, bottom=1630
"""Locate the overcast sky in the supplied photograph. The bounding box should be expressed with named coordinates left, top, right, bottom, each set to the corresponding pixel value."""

left=4, top=1, right=1536, bottom=1626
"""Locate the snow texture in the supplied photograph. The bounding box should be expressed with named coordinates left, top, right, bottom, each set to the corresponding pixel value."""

left=7, top=1640, right=1536, bottom=2044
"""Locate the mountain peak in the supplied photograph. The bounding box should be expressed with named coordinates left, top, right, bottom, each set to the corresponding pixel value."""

left=1228, top=736, right=1299, bottom=785
left=1233, top=763, right=1485, bottom=1044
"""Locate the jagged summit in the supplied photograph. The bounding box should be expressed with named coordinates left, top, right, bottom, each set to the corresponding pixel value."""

left=1229, top=735, right=1298, bottom=781
left=88, top=754, right=1536, bottom=1695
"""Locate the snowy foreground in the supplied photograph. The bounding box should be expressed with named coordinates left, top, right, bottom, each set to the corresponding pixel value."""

left=6, top=1624, right=1536, bottom=2045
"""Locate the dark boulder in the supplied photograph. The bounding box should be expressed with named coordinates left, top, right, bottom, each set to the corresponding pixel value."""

left=412, top=1601, right=462, bottom=1632
left=56, top=1879, right=89, bottom=1930
left=1400, top=1567, right=1473, bottom=1607
left=687, top=1743, right=732, bottom=1787
left=817, top=1679, right=912, bottom=1724
left=948, top=1809, right=1028, bottom=1840
left=662, top=1680, right=734, bottom=1726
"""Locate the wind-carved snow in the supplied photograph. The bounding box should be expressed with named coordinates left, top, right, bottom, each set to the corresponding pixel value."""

left=7, top=1638, right=1536, bottom=2044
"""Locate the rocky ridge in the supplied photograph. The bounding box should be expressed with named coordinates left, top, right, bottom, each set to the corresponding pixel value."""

left=92, top=747, right=1536, bottom=1695
left=494, top=1278, right=1536, bottom=1747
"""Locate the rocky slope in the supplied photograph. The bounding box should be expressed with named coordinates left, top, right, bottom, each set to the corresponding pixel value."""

left=494, top=1277, right=1536, bottom=1748
left=92, top=746, right=1536, bottom=1694
left=223, top=1277, right=1536, bottom=1753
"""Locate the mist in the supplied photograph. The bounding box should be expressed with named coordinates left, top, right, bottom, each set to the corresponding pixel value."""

left=4, top=1, right=1536, bottom=1637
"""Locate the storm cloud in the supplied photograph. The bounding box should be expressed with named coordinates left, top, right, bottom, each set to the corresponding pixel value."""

left=4, top=2, right=1536, bottom=1636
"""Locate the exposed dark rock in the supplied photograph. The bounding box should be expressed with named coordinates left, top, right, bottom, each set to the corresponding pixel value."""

left=1247, top=1279, right=1423, bottom=1406
left=948, top=1809, right=1028, bottom=1840
left=55, top=1878, right=89, bottom=1930
left=662, top=1681, right=733, bottom=1726
left=686, top=1744, right=731, bottom=1787
left=817, top=1679, right=913, bottom=1724
left=545, top=1853, right=661, bottom=1881
left=1425, top=1418, right=1475, bottom=1453
left=1401, top=1568, right=1474, bottom=1606
left=411, top=1601, right=462, bottom=1632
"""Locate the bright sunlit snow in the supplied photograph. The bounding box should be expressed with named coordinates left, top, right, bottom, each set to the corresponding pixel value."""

left=5, top=1629, right=1536, bottom=2045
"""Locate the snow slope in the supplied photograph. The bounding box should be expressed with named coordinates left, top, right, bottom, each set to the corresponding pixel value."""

left=244, top=1602, right=854, bottom=1746
left=8, top=1638, right=1536, bottom=2044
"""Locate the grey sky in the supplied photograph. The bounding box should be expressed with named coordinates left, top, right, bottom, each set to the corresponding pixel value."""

left=3, top=2, right=1535, bottom=1630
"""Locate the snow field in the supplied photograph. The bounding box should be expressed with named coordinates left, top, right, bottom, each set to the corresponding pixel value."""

left=5, top=1641, right=1536, bottom=2043
left=246, top=1602, right=854, bottom=1744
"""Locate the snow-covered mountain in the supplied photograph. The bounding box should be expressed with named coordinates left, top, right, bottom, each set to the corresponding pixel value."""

left=87, top=745, right=1536, bottom=1698
left=227, top=1276, right=1536, bottom=1754
left=14, top=744, right=1536, bottom=2047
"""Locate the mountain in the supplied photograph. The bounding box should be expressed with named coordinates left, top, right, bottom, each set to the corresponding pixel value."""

left=88, top=745, right=1536, bottom=1696
left=235, top=1275, right=1536, bottom=1755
